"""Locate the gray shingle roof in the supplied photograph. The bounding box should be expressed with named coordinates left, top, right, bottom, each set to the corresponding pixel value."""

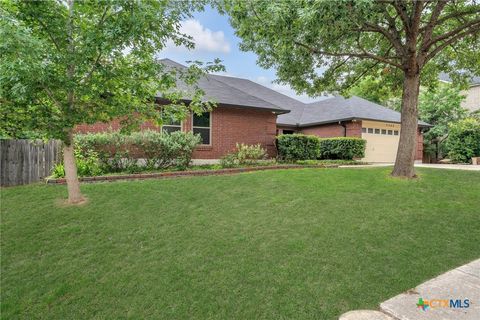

left=157, top=59, right=288, bottom=113
left=277, top=96, right=431, bottom=127
left=160, top=59, right=430, bottom=127
left=439, top=72, right=480, bottom=86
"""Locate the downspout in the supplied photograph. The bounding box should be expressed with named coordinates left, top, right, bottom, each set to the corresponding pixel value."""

left=339, top=121, right=347, bottom=137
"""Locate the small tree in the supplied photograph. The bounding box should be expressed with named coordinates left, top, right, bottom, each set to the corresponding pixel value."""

left=223, top=0, right=480, bottom=177
left=446, top=118, right=480, bottom=163
left=419, top=86, right=466, bottom=161
left=1, top=0, right=223, bottom=203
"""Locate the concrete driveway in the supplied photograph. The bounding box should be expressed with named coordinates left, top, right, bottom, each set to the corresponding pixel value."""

left=340, top=163, right=480, bottom=171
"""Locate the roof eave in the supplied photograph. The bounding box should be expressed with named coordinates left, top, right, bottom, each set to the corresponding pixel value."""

left=156, top=97, right=290, bottom=114
left=281, top=117, right=432, bottom=128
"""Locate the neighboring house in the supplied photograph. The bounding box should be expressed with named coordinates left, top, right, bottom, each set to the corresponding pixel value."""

left=439, top=73, right=480, bottom=112
left=76, top=59, right=429, bottom=162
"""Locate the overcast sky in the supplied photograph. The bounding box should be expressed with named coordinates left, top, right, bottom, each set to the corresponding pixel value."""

left=157, top=6, right=320, bottom=103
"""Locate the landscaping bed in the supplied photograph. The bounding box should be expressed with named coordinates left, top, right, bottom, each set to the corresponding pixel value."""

left=46, top=160, right=361, bottom=184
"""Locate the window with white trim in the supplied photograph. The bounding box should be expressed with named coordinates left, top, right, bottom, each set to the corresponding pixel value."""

left=162, top=118, right=181, bottom=133
left=193, top=112, right=211, bottom=145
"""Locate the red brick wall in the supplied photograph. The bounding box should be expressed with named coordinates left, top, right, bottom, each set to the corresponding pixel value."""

left=295, top=120, right=363, bottom=138
left=74, top=107, right=278, bottom=159
left=345, top=121, right=362, bottom=137
left=299, top=123, right=345, bottom=137
left=416, top=129, right=424, bottom=161
left=191, top=107, right=277, bottom=159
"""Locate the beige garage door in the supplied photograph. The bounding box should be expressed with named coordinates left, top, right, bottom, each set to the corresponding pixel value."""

left=361, top=120, right=401, bottom=163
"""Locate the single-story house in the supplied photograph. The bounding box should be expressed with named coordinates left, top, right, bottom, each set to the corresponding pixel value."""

left=76, top=59, right=429, bottom=162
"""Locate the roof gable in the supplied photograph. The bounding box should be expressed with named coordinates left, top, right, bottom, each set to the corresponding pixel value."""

left=157, top=59, right=288, bottom=113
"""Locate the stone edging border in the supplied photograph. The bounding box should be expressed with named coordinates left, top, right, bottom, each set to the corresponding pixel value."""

left=46, top=164, right=340, bottom=184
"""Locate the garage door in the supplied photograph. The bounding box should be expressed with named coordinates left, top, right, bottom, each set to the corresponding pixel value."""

left=361, top=120, right=401, bottom=163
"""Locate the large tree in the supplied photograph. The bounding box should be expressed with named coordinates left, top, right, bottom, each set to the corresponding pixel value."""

left=223, top=0, right=480, bottom=177
left=1, top=0, right=222, bottom=203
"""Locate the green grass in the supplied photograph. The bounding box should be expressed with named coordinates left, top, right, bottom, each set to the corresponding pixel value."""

left=1, top=167, right=479, bottom=319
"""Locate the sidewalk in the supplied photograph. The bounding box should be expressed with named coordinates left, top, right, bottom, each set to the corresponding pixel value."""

left=340, top=259, right=480, bottom=320
left=340, top=163, right=480, bottom=171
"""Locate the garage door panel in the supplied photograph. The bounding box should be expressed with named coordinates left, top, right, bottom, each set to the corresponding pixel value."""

left=361, top=121, right=401, bottom=163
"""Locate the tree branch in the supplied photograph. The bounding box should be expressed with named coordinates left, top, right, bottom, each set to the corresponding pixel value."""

left=420, top=0, right=448, bottom=52
left=293, top=41, right=403, bottom=69
left=80, top=5, right=110, bottom=85
left=430, top=5, right=480, bottom=27
left=411, top=0, right=425, bottom=36
left=426, top=17, right=480, bottom=49
left=392, top=0, right=411, bottom=34
left=360, top=23, right=404, bottom=55
left=42, top=85, right=63, bottom=109
left=381, top=8, right=406, bottom=54
left=29, top=14, right=62, bottom=52
left=425, top=24, right=480, bottom=62
left=343, top=61, right=381, bottom=91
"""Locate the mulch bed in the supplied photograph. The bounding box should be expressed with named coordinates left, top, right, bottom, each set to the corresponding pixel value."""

left=46, top=164, right=339, bottom=184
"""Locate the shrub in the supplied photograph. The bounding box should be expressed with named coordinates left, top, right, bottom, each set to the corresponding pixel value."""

left=318, top=137, right=366, bottom=160
left=219, top=153, right=237, bottom=168
left=51, top=148, right=103, bottom=178
left=74, top=148, right=104, bottom=176
left=277, top=134, right=366, bottom=161
left=52, top=163, right=65, bottom=178
left=220, top=143, right=268, bottom=167
left=73, top=130, right=201, bottom=172
left=446, top=118, right=480, bottom=163
left=234, top=143, right=267, bottom=165
left=130, top=131, right=201, bottom=170
left=276, top=134, right=321, bottom=161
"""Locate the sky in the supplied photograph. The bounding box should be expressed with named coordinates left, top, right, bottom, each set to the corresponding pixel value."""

left=157, top=6, right=319, bottom=103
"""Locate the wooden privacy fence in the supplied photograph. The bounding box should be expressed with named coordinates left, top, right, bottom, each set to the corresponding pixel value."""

left=0, top=139, right=62, bottom=187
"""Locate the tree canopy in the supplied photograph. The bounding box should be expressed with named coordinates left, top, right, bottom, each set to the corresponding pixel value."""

left=223, top=0, right=480, bottom=177
left=0, top=0, right=223, bottom=203
left=0, top=0, right=223, bottom=141
left=223, top=0, right=479, bottom=96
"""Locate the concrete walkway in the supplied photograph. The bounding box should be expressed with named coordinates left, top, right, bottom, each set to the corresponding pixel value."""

left=340, top=259, right=480, bottom=320
left=340, top=163, right=480, bottom=171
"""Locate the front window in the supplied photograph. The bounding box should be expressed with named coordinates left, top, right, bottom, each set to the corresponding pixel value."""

left=162, top=118, right=181, bottom=133
left=193, top=112, right=211, bottom=145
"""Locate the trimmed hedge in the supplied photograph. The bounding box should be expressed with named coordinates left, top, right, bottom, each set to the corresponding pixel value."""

left=277, top=134, right=366, bottom=161
left=276, top=134, right=321, bottom=161
left=318, top=137, right=366, bottom=160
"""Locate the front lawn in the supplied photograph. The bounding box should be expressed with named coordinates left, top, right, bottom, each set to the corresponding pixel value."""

left=1, top=168, right=479, bottom=319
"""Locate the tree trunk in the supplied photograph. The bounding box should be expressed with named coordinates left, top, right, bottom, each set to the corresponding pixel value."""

left=63, top=130, right=85, bottom=204
left=392, top=73, right=420, bottom=178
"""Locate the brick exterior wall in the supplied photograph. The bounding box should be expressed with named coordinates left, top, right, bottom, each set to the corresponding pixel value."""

left=345, top=121, right=362, bottom=137
left=416, top=129, right=424, bottom=161
left=74, top=106, right=278, bottom=159
left=190, top=107, right=277, bottom=159
left=299, top=123, right=345, bottom=137
left=279, top=120, right=362, bottom=138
